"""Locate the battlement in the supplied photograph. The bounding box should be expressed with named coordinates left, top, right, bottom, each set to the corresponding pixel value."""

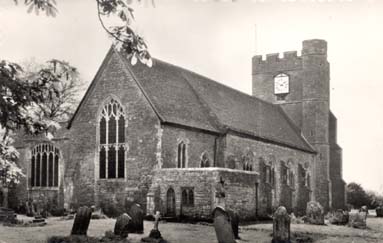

left=252, top=39, right=327, bottom=74
left=252, top=51, right=302, bottom=73
left=253, top=51, right=301, bottom=64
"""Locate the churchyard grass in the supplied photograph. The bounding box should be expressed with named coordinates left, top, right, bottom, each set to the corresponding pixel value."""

left=1, top=215, right=383, bottom=243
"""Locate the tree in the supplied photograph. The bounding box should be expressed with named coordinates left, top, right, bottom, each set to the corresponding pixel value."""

left=0, top=59, right=77, bottom=188
left=346, top=182, right=369, bottom=209
left=366, top=190, right=383, bottom=209
left=0, top=0, right=143, bottom=201
left=21, top=59, right=84, bottom=122
left=14, top=0, right=153, bottom=67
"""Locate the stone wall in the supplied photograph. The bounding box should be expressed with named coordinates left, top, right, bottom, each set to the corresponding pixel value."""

left=11, top=131, right=68, bottom=210
left=161, top=125, right=217, bottom=168
left=66, top=49, right=161, bottom=211
left=224, top=133, right=314, bottom=215
left=252, top=39, right=340, bottom=212
left=150, top=168, right=258, bottom=220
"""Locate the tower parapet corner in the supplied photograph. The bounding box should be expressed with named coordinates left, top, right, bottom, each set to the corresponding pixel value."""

left=302, top=39, right=327, bottom=56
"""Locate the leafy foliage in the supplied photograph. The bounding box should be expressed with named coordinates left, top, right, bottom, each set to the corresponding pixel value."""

left=22, top=59, right=84, bottom=122
left=14, top=0, right=58, bottom=17
left=346, top=182, right=382, bottom=209
left=0, top=58, right=82, bottom=186
left=16, top=0, right=153, bottom=67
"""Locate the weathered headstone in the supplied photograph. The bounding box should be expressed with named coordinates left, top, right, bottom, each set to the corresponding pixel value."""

left=306, top=201, right=324, bottom=225
left=128, top=203, right=144, bottom=233
left=71, top=206, right=92, bottom=235
left=348, top=211, right=367, bottom=229
left=212, top=207, right=236, bottom=243
left=25, top=200, right=33, bottom=217
left=329, top=209, right=349, bottom=225
left=227, top=209, right=240, bottom=240
left=376, top=206, right=383, bottom=217
left=0, top=207, right=16, bottom=224
left=114, top=213, right=131, bottom=238
left=272, top=206, right=290, bottom=243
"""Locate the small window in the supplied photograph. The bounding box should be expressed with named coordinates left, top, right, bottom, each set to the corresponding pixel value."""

left=200, top=153, right=210, bottom=168
left=177, top=142, right=187, bottom=168
left=271, top=168, right=275, bottom=186
left=281, top=164, right=288, bottom=185
left=306, top=173, right=311, bottom=189
left=181, top=188, right=194, bottom=206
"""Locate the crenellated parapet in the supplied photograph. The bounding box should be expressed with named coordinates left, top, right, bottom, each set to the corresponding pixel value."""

left=252, top=51, right=302, bottom=74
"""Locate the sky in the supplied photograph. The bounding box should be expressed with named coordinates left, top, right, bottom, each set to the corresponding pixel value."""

left=0, top=0, right=382, bottom=193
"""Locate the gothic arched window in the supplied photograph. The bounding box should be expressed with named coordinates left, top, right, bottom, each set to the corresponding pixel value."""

left=181, top=188, right=194, bottom=206
left=242, top=154, right=253, bottom=171
left=306, top=173, right=311, bottom=189
left=31, top=144, right=59, bottom=188
left=200, top=152, right=210, bottom=168
left=99, top=98, right=126, bottom=179
left=177, top=141, right=187, bottom=168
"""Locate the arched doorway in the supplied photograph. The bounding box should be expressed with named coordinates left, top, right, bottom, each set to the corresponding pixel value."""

left=166, top=188, right=176, bottom=216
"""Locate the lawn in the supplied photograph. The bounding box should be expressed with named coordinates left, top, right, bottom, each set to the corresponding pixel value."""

left=0, top=215, right=382, bottom=243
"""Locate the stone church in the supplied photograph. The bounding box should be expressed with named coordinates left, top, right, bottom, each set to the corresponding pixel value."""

left=9, top=39, right=345, bottom=219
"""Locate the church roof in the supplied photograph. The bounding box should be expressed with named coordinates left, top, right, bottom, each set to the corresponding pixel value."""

left=119, top=51, right=315, bottom=153
left=69, top=48, right=315, bottom=153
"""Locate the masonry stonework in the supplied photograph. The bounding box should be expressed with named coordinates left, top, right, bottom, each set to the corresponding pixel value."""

left=150, top=168, right=258, bottom=220
left=10, top=40, right=344, bottom=220
left=252, top=39, right=345, bottom=211
left=66, top=50, right=161, bottom=211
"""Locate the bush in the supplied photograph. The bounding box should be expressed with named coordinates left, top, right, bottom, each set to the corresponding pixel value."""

left=50, top=207, right=67, bottom=217
left=100, top=202, right=125, bottom=218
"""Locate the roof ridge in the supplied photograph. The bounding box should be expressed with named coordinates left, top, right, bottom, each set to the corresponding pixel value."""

left=152, top=58, right=278, bottom=107
left=152, top=57, right=314, bottom=152
left=115, top=50, right=165, bottom=122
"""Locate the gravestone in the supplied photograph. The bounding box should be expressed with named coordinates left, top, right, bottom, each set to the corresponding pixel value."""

left=306, top=201, right=324, bottom=225
left=227, top=209, right=240, bottom=240
left=376, top=206, right=383, bottom=217
left=71, top=206, right=92, bottom=235
left=128, top=203, right=144, bottom=233
left=25, top=200, right=34, bottom=217
left=0, top=207, right=16, bottom=224
left=142, top=211, right=165, bottom=243
left=348, top=211, right=367, bottom=229
left=360, top=206, right=368, bottom=213
left=329, top=209, right=349, bottom=225
left=212, top=207, right=236, bottom=243
left=114, top=213, right=131, bottom=238
left=272, top=206, right=291, bottom=243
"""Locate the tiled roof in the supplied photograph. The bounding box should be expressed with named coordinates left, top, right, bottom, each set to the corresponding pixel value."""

left=119, top=51, right=315, bottom=153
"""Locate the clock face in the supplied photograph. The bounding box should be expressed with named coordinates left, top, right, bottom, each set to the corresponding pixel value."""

left=274, top=74, right=289, bottom=94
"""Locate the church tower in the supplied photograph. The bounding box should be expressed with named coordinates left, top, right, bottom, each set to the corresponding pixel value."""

left=252, top=39, right=345, bottom=211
